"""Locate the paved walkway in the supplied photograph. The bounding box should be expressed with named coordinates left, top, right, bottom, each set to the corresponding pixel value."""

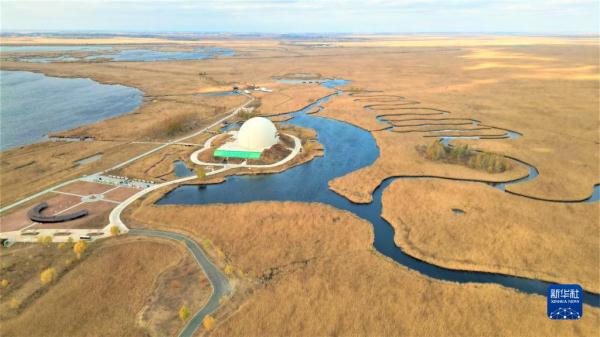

left=0, top=94, right=254, bottom=214
left=108, top=165, right=231, bottom=337
left=0, top=94, right=254, bottom=335
left=190, top=133, right=301, bottom=169
left=129, top=228, right=230, bottom=337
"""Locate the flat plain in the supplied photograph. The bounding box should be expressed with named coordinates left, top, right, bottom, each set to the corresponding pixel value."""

left=0, top=35, right=598, bottom=336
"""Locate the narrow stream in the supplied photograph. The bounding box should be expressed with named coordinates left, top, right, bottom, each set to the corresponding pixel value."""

left=158, top=81, right=600, bottom=306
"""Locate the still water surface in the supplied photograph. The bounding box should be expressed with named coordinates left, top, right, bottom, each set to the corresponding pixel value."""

left=0, top=70, right=142, bottom=150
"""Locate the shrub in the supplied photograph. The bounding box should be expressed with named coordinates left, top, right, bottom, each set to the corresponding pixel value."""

left=179, top=305, right=190, bottom=321
left=224, top=265, right=234, bottom=275
left=425, top=140, right=446, bottom=160
left=73, top=240, right=88, bottom=259
left=110, top=225, right=121, bottom=236
left=449, top=144, right=471, bottom=161
left=150, top=113, right=198, bottom=138
left=347, top=87, right=365, bottom=93
left=37, top=236, right=52, bottom=246
left=40, top=267, right=56, bottom=285
left=467, top=152, right=509, bottom=173
left=246, top=98, right=262, bottom=110
left=165, top=114, right=195, bottom=137
left=196, top=167, right=206, bottom=180
left=1, top=279, right=9, bottom=287
left=57, top=242, right=66, bottom=250
left=9, top=298, right=19, bottom=309
left=239, top=108, right=257, bottom=121
left=421, top=139, right=510, bottom=173
left=203, top=315, right=216, bottom=330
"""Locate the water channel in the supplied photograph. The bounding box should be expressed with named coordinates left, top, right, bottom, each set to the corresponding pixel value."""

left=157, top=80, right=600, bottom=306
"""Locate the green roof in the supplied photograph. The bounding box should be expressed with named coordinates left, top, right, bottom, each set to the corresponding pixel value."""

left=214, top=149, right=262, bottom=159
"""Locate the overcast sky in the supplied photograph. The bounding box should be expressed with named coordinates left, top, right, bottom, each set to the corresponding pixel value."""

left=1, top=0, right=598, bottom=34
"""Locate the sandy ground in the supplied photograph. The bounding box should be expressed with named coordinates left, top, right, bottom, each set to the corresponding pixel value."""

left=382, top=179, right=599, bottom=293
left=0, top=236, right=211, bottom=337
left=125, top=200, right=599, bottom=337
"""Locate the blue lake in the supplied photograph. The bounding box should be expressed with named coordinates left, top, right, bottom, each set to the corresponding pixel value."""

left=0, top=70, right=142, bottom=150
left=2, top=46, right=235, bottom=63
left=0, top=45, right=113, bottom=53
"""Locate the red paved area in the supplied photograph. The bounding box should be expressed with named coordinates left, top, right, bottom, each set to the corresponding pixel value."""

left=56, top=181, right=115, bottom=195
left=30, top=201, right=114, bottom=230
left=1, top=180, right=130, bottom=232
left=0, top=194, right=81, bottom=232
left=103, top=187, right=139, bottom=202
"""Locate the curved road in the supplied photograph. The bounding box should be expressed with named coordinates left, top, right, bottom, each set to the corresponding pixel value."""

left=129, top=228, right=230, bottom=337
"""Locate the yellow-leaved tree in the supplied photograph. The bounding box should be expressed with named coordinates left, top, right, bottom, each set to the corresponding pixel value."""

left=179, top=306, right=190, bottom=321
left=110, top=225, right=121, bottom=236
left=40, top=267, right=56, bottom=284
left=73, top=240, right=88, bottom=259
left=196, top=167, right=206, bottom=180
left=203, top=315, right=216, bottom=330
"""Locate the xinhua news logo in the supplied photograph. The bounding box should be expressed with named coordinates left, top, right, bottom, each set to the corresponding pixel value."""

left=547, top=284, right=583, bottom=320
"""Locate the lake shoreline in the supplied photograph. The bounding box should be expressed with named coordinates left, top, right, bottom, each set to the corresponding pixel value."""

left=0, top=70, right=143, bottom=151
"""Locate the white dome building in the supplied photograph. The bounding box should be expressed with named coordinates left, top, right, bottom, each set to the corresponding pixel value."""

left=237, top=117, right=278, bottom=151
left=214, top=117, right=279, bottom=159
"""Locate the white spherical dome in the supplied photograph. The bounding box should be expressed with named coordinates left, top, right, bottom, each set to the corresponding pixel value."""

left=237, top=117, right=278, bottom=151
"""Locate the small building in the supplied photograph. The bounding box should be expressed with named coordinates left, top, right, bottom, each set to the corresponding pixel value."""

left=214, top=117, right=279, bottom=159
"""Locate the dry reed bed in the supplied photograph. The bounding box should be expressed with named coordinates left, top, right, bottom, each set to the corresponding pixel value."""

left=0, top=141, right=155, bottom=207
left=126, top=201, right=599, bottom=336
left=382, top=179, right=600, bottom=292
left=0, top=237, right=208, bottom=337
left=329, top=131, right=529, bottom=203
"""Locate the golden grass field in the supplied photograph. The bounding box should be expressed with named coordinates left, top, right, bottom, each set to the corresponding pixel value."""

left=1, top=35, right=598, bottom=336
left=0, top=237, right=210, bottom=337
left=382, top=179, right=599, bottom=293
left=328, top=130, right=530, bottom=203
left=125, top=201, right=599, bottom=337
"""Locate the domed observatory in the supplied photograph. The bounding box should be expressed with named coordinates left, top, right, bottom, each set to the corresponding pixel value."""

left=214, top=117, right=279, bottom=159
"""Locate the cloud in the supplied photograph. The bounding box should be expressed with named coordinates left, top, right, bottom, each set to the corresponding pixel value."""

left=1, top=0, right=598, bottom=33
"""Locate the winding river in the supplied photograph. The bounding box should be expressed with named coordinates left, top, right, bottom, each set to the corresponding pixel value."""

left=157, top=80, right=600, bottom=307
